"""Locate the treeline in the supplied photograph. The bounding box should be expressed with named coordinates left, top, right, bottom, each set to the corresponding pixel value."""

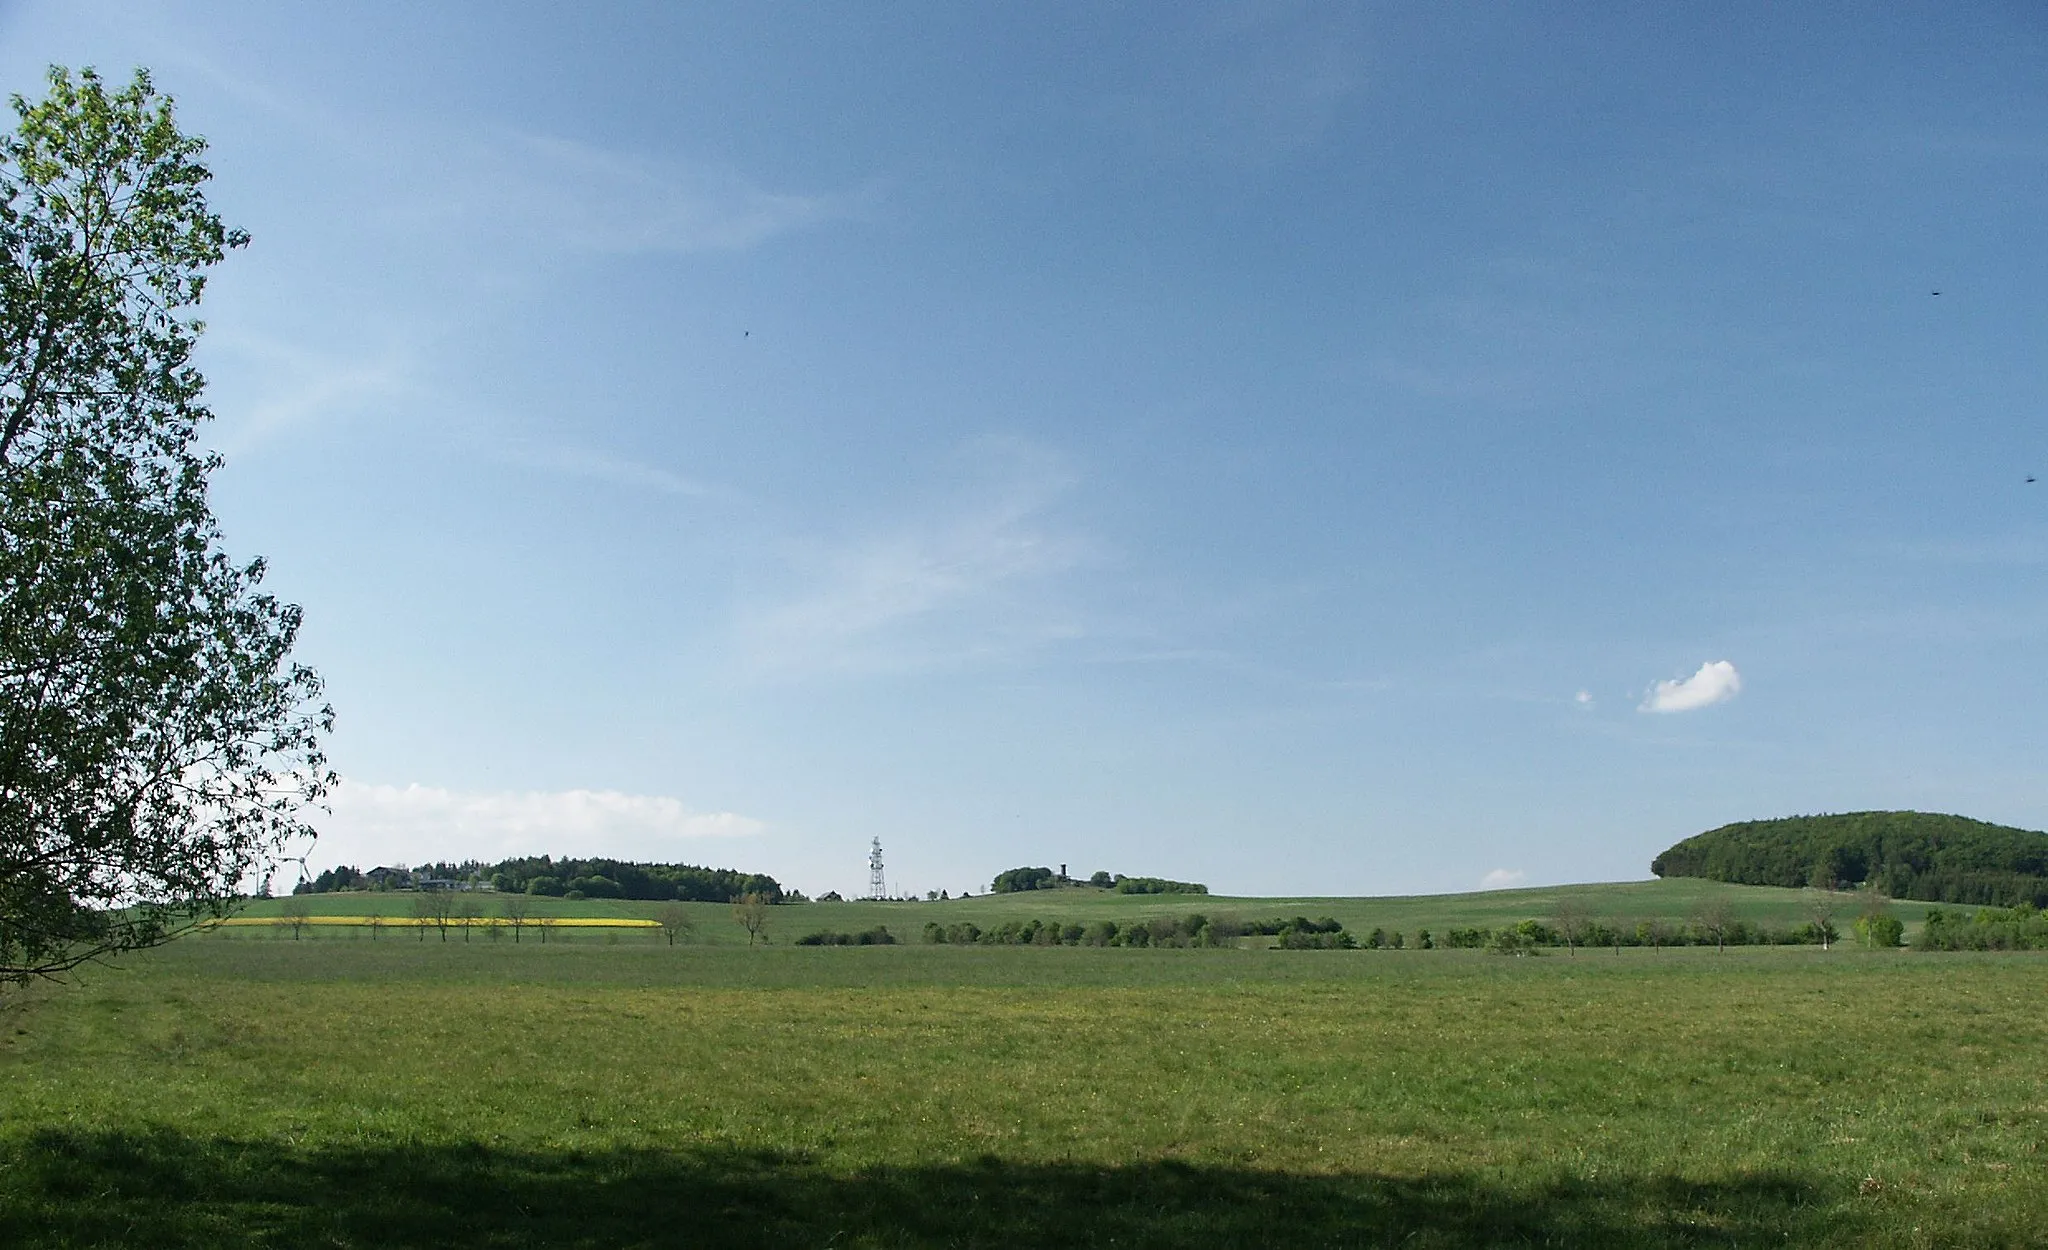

left=1914, top=905, right=2048, bottom=951
left=921, top=914, right=1353, bottom=948
left=989, top=866, right=1209, bottom=895
left=300, top=857, right=786, bottom=903
left=1112, top=876, right=1208, bottom=895
left=1652, top=811, right=2048, bottom=907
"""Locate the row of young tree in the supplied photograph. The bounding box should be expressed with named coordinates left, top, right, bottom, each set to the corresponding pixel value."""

left=296, top=857, right=786, bottom=904
left=269, top=892, right=706, bottom=946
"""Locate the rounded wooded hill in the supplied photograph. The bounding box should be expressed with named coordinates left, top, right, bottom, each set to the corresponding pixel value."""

left=1652, top=811, right=2048, bottom=907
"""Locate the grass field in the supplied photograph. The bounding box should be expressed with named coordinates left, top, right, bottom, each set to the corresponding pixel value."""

left=3, top=886, right=2042, bottom=1248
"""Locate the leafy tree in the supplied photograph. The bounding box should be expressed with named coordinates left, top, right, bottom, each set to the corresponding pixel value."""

left=1088, top=871, right=1113, bottom=888
left=1692, top=897, right=1736, bottom=953
left=732, top=892, right=770, bottom=946
left=1854, top=912, right=1903, bottom=949
left=1552, top=899, right=1589, bottom=955
left=500, top=894, right=531, bottom=944
left=409, top=891, right=441, bottom=942
left=0, top=67, right=331, bottom=988
left=455, top=895, right=483, bottom=942
left=275, top=894, right=310, bottom=941
left=656, top=902, right=694, bottom=946
left=1802, top=887, right=1840, bottom=951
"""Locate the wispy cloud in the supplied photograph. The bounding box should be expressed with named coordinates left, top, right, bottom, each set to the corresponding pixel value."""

left=737, top=440, right=1092, bottom=677
left=449, top=133, right=873, bottom=257
left=311, top=781, right=764, bottom=872
left=1098, top=4, right=1364, bottom=167
left=503, top=443, right=723, bottom=499
left=205, top=334, right=414, bottom=453
left=1480, top=868, right=1525, bottom=890
left=1639, top=660, right=1742, bottom=713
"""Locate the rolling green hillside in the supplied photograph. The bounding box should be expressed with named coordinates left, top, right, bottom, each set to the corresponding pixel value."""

left=1651, top=811, right=2048, bottom=906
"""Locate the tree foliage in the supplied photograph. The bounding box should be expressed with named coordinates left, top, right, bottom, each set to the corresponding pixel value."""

left=1651, top=812, right=2048, bottom=907
left=477, top=856, right=781, bottom=904
left=0, top=68, right=330, bottom=987
left=990, top=866, right=1055, bottom=894
left=1914, top=904, right=2048, bottom=951
left=1111, top=875, right=1208, bottom=896
left=731, top=892, right=770, bottom=946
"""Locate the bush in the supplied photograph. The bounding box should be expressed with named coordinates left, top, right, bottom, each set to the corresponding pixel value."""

left=1277, top=927, right=1357, bottom=950
left=991, top=867, right=1056, bottom=893
left=1915, top=904, right=2048, bottom=951
left=796, top=926, right=896, bottom=946
left=1855, top=914, right=1904, bottom=948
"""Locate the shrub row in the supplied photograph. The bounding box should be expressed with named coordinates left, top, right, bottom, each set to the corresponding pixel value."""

left=1436, top=918, right=1844, bottom=951
left=1914, top=904, right=2048, bottom=950
left=921, top=914, right=1353, bottom=949
left=795, top=926, right=897, bottom=946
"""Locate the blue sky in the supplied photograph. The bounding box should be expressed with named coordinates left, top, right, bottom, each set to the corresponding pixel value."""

left=5, top=2, right=2043, bottom=898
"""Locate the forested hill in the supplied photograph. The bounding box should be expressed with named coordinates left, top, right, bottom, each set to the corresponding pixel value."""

left=1651, top=811, right=2048, bottom=907
left=302, top=857, right=784, bottom=903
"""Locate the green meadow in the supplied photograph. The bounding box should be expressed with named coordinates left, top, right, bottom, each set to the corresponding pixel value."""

left=2, top=884, right=2042, bottom=1248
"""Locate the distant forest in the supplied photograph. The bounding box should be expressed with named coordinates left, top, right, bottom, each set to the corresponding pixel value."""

left=298, top=856, right=786, bottom=903
left=1652, top=811, right=2048, bottom=907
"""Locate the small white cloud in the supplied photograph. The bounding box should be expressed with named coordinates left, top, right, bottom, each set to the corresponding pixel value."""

left=1574, top=690, right=1594, bottom=706
left=1639, top=660, right=1743, bottom=713
left=1480, top=868, right=1525, bottom=890
left=309, top=781, right=764, bottom=873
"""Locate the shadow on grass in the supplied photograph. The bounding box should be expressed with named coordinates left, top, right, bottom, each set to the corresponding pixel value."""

left=2, top=1128, right=1865, bottom=1249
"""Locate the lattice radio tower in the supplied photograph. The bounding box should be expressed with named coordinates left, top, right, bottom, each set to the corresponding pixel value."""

left=868, top=837, right=887, bottom=900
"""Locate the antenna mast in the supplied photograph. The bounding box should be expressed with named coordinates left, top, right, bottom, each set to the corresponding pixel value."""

left=868, top=837, right=886, bottom=900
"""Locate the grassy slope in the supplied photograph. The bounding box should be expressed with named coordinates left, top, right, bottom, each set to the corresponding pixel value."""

left=1, top=940, right=2043, bottom=1247
left=230, top=878, right=1941, bottom=947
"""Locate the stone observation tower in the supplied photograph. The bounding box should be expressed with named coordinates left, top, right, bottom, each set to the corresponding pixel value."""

left=868, top=837, right=886, bottom=901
